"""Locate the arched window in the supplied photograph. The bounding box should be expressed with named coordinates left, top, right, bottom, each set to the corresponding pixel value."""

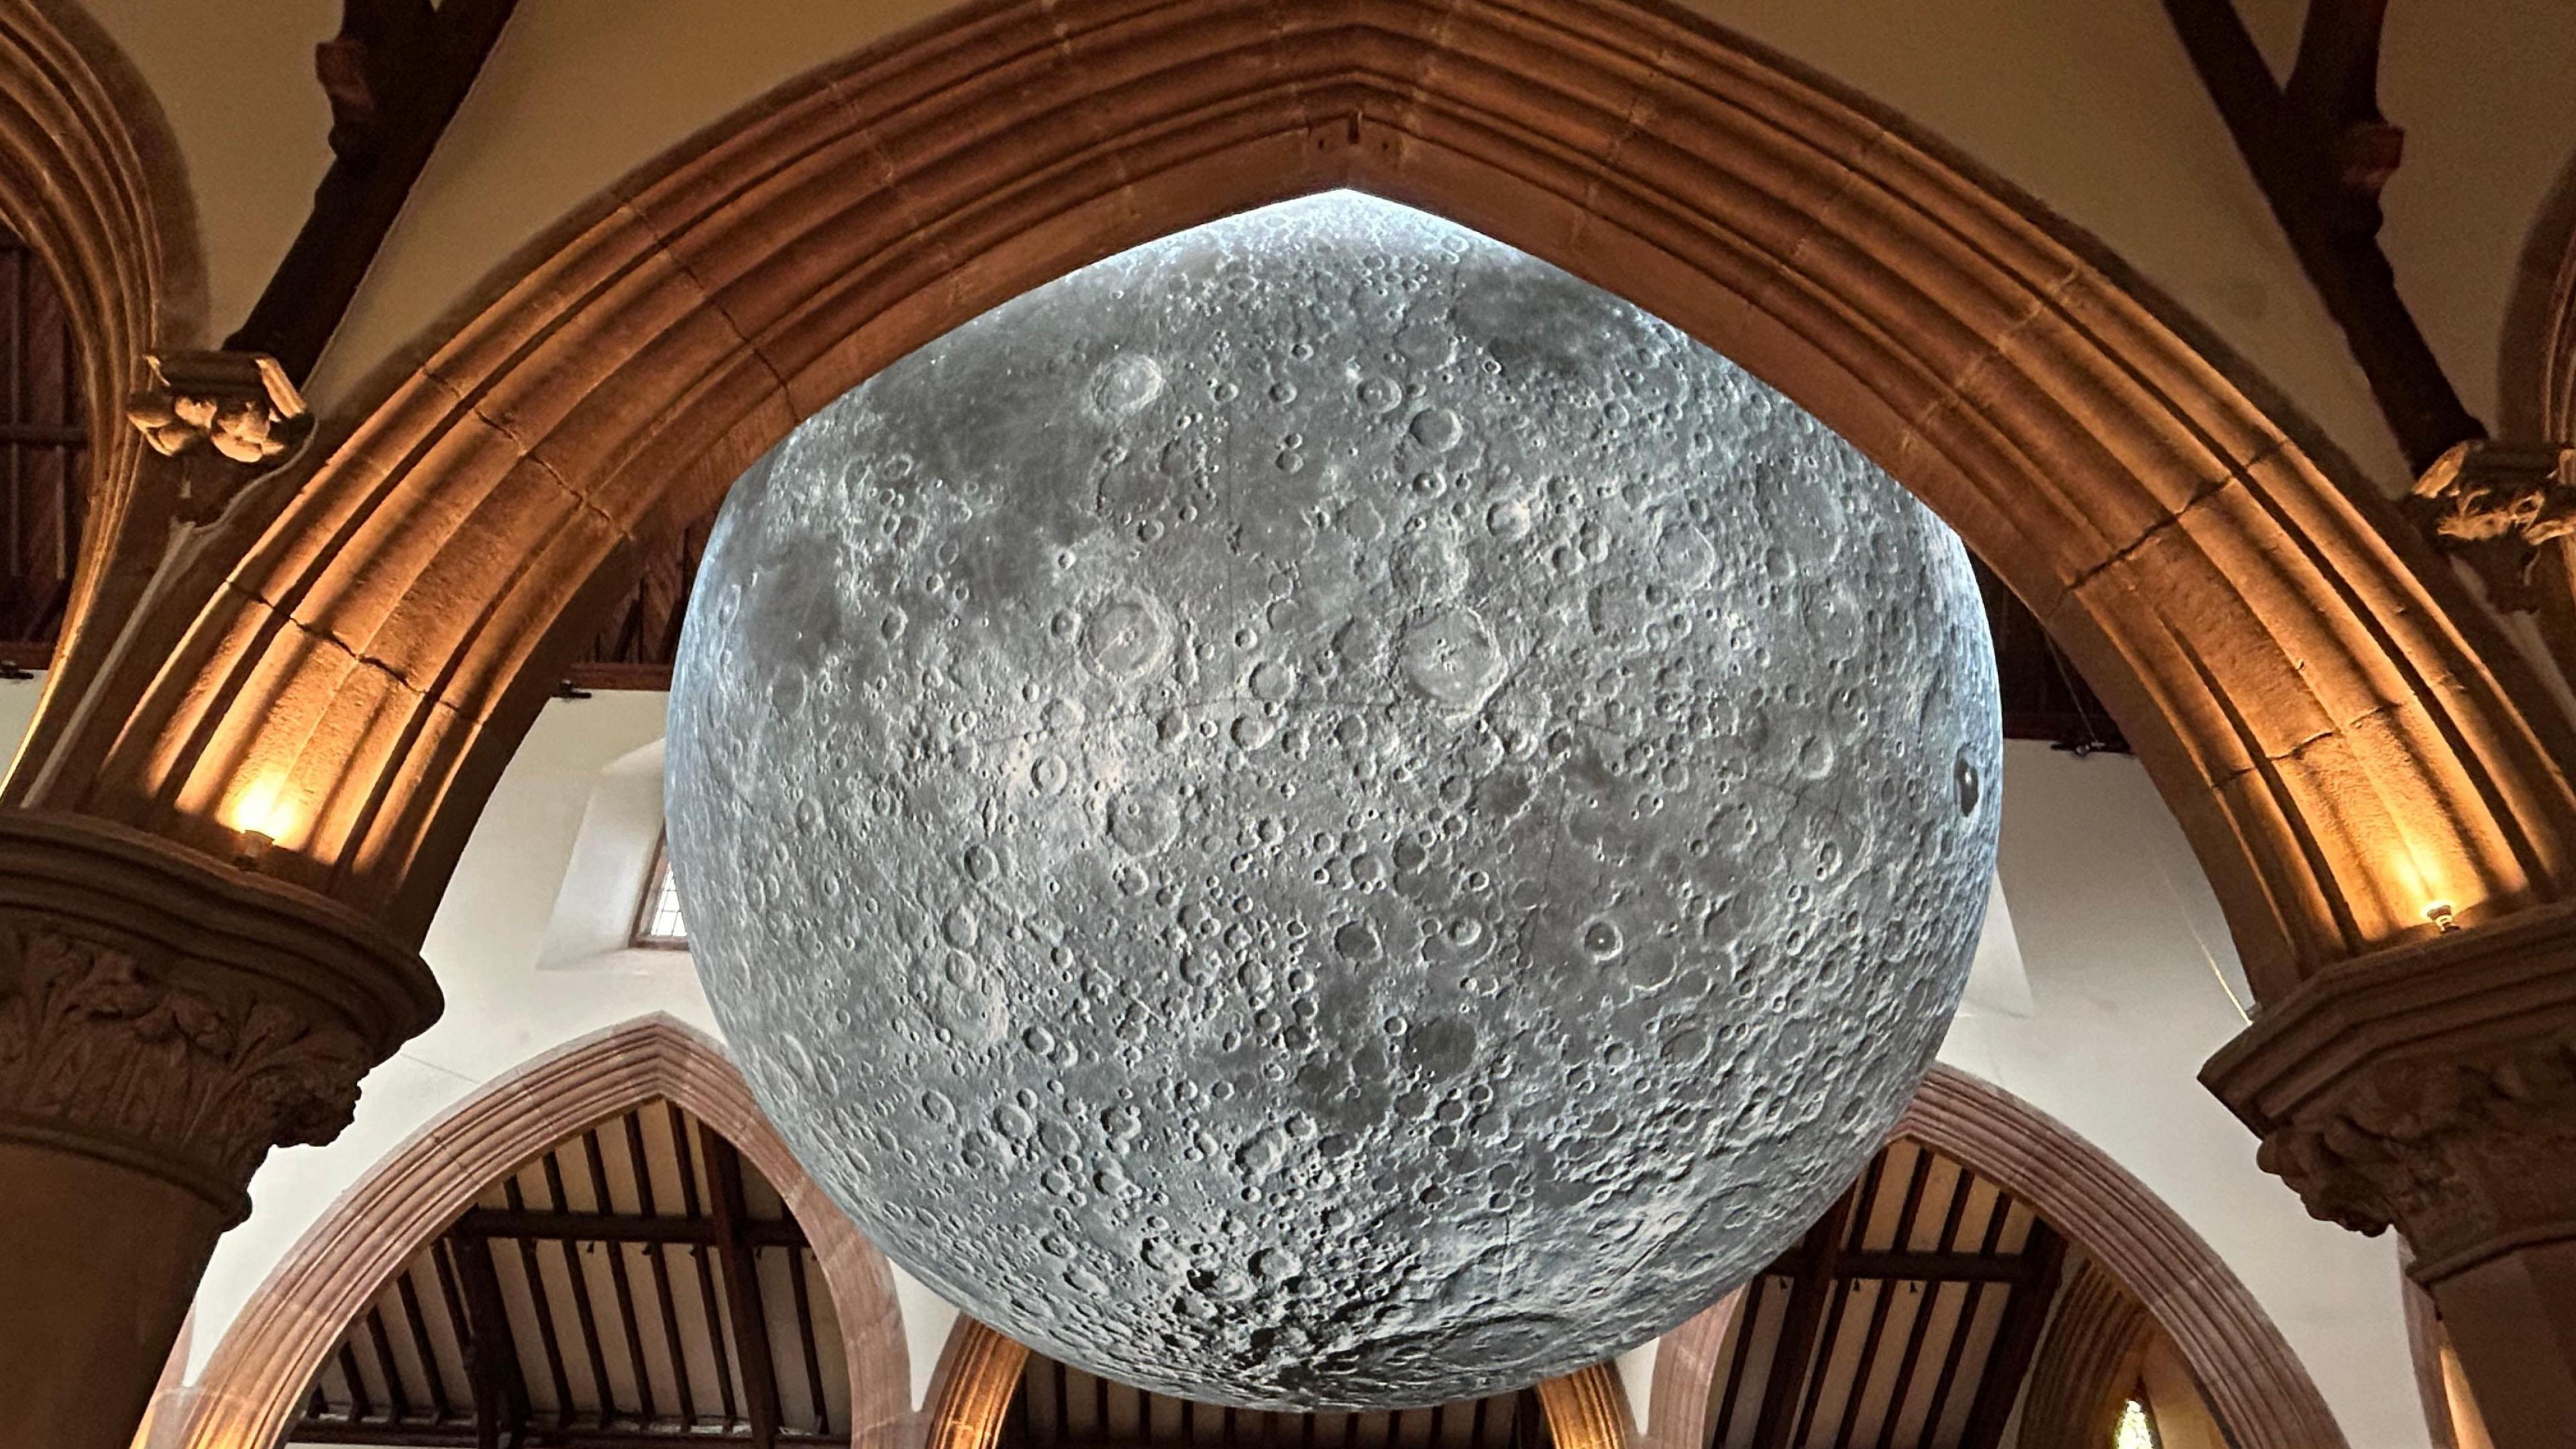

left=2114, top=1393, right=2159, bottom=1448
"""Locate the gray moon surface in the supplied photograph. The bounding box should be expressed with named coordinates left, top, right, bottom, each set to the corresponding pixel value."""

left=666, top=193, right=2001, bottom=1411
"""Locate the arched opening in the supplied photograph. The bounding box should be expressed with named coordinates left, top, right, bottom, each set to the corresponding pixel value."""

left=0, top=0, right=199, bottom=775
left=0, top=222, right=89, bottom=668
left=1693, top=1135, right=2080, bottom=1448
left=30, top=0, right=2567, bottom=1008
left=1687, top=1133, right=2239, bottom=1449
left=282, top=1095, right=849, bottom=1446
left=1645, top=1067, right=2341, bottom=1449
left=176, top=1016, right=910, bottom=1449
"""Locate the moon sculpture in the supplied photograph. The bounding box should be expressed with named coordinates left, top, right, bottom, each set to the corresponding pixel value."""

left=667, top=193, right=2000, bottom=1410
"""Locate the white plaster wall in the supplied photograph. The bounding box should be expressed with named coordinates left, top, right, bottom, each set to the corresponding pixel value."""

left=184, top=690, right=722, bottom=1379
left=73, top=0, right=2571, bottom=490
left=68, top=0, right=339, bottom=347
left=152, top=693, right=2424, bottom=1443
left=1941, top=741, right=2428, bottom=1449
left=2378, top=0, right=2576, bottom=427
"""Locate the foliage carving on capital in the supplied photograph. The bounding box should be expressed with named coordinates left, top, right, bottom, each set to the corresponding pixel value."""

left=2249, top=1024, right=2576, bottom=1274
left=2206, top=904, right=2576, bottom=1282
left=0, top=924, right=372, bottom=1207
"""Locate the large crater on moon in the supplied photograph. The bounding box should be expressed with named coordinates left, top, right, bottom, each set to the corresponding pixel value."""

left=667, top=193, right=2000, bottom=1410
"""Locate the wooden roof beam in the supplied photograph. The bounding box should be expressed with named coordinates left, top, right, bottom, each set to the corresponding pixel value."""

left=702, top=1124, right=785, bottom=1449
left=451, top=1236, right=533, bottom=1449
left=2160, top=0, right=2479, bottom=472
left=1956, top=1223, right=2070, bottom=1449
left=1756, top=1246, right=2049, bottom=1285
left=228, top=0, right=519, bottom=382
left=286, top=1426, right=849, bottom=1448
left=1750, top=1192, right=1857, bottom=1449
left=452, top=1205, right=810, bottom=1249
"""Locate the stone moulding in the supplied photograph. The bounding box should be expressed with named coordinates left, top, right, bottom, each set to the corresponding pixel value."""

left=172, top=1012, right=911, bottom=1449
left=922, top=1320, right=1030, bottom=1449
left=0, top=0, right=209, bottom=782
left=1635, top=1294, right=1740, bottom=1449
left=7, top=0, right=2569, bottom=1008
left=2012, top=1257, right=2156, bottom=1448
left=2202, top=900, right=2576, bottom=1284
left=1531, top=1362, right=1635, bottom=1449
left=0, top=806, right=436, bottom=1220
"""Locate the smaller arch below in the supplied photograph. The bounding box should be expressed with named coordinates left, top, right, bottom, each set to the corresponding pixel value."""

left=2014, top=1256, right=2157, bottom=1448
left=1637, top=1295, right=1740, bottom=1449
left=1643, top=1065, right=2342, bottom=1449
left=173, top=1012, right=910, bottom=1449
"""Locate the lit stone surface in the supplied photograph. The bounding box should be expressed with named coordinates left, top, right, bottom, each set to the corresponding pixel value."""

left=667, top=195, right=2000, bottom=1409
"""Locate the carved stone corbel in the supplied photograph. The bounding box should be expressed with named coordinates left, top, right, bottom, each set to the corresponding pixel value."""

left=123, top=350, right=311, bottom=523
left=2202, top=902, right=2576, bottom=1283
left=2408, top=438, right=2576, bottom=610
left=0, top=808, right=438, bottom=1223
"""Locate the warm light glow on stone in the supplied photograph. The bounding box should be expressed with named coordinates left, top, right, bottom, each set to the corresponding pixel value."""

left=2114, top=1396, right=2157, bottom=1449
left=225, top=773, right=296, bottom=846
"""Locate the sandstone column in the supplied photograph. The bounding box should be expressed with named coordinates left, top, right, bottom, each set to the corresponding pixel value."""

left=0, top=809, right=437, bottom=1449
left=2204, top=905, right=2576, bottom=1449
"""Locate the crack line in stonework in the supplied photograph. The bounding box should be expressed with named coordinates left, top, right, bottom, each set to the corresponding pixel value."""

left=2203, top=696, right=2416, bottom=792
left=219, top=572, right=466, bottom=721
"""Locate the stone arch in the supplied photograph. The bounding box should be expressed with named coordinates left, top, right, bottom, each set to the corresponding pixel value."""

left=18, top=0, right=2574, bottom=998
left=2494, top=142, right=2576, bottom=679
left=2498, top=143, right=2576, bottom=443
left=171, top=1012, right=910, bottom=1449
left=1642, top=1065, right=2345, bottom=1449
left=2013, top=1257, right=2159, bottom=1449
left=1636, top=1296, right=1740, bottom=1449
left=921, top=1316, right=1635, bottom=1449
left=0, top=0, right=202, bottom=754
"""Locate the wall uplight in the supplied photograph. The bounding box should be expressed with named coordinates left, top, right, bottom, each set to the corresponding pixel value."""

left=2423, top=899, right=2459, bottom=934
left=226, top=774, right=295, bottom=867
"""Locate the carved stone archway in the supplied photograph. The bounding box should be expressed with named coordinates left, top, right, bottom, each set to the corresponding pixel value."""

left=172, top=1013, right=912, bottom=1449
left=0, top=0, right=203, bottom=750
left=1642, top=1065, right=2346, bottom=1449
left=921, top=1317, right=1635, bottom=1449
left=11, top=0, right=2571, bottom=1006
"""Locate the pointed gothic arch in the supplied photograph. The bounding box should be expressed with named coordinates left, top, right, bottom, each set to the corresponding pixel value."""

left=172, top=1012, right=911, bottom=1449
left=1641, top=1065, right=2344, bottom=1449
left=0, top=0, right=202, bottom=749
left=13, top=0, right=2571, bottom=1003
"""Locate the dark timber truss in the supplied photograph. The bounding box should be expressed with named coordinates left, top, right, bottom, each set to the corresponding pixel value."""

left=1704, top=1138, right=2070, bottom=1449
left=286, top=1099, right=844, bottom=1449
left=2160, top=0, right=2483, bottom=472
left=231, top=0, right=520, bottom=384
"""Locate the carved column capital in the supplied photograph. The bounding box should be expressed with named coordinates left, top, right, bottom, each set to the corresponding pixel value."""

left=2408, top=438, right=2576, bottom=610
left=2203, top=902, right=2576, bottom=1282
left=0, top=810, right=439, bottom=1222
